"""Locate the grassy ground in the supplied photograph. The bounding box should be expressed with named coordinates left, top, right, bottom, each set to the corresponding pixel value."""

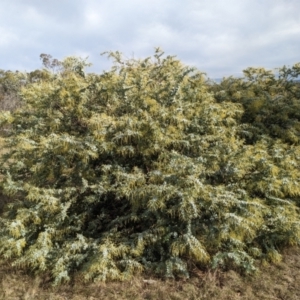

left=0, top=247, right=299, bottom=299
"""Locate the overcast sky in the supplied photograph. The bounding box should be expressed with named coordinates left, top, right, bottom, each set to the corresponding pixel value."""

left=1, top=0, right=299, bottom=78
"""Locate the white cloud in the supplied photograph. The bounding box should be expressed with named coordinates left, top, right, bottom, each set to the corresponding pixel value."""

left=84, top=10, right=103, bottom=29
left=0, top=0, right=299, bottom=78
left=0, top=27, right=18, bottom=47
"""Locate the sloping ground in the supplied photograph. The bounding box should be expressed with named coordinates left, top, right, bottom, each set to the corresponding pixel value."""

left=0, top=247, right=300, bottom=300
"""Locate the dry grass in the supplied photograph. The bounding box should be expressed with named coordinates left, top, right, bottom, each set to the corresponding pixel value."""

left=0, top=247, right=299, bottom=299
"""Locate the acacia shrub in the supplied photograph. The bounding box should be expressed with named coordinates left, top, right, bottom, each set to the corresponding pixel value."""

left=0, top=49, right=300, bottom=285
left=210, top=64, right=300, bottom=144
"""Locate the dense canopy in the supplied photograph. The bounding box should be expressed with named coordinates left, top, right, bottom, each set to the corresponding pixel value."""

left=0, top=49, right=300, bottom=285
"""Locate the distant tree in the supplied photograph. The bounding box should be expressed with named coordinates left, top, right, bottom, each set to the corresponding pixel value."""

left=0, top=70, right=26, bottom=111
left=0, top=54, right=62, bottom=112
left=40, top=53, right=62, bottom=73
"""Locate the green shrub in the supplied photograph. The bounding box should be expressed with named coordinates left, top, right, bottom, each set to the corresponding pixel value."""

left=209, top=63, right=300, bottom=144
left=0, top=49, right=300, bottom=285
